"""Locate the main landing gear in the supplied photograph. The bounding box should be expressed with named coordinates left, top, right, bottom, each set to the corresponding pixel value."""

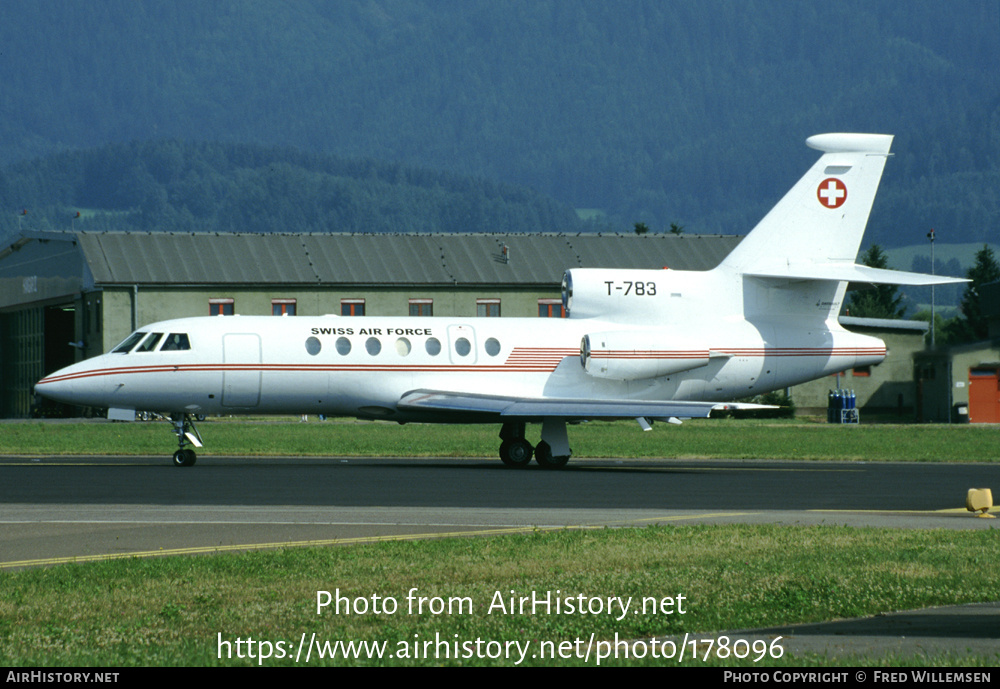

left=170, top=413, right=203, bottom=467
left=498, top=421, right=571, bottom=469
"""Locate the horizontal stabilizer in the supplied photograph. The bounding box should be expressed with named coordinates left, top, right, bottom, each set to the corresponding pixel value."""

left=399, top=390, right=774, bottom=421
left=746, top=263, right=968, bottom=286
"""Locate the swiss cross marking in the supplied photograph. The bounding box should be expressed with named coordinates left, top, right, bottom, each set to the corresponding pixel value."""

left=817, top=178, right=847, bottom=209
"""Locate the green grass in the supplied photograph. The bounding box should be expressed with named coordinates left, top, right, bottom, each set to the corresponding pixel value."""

left=4, top=419, right=999, bottom=666
left=2, top=417, right=999, bottom=462
left=1, top=525, right=998, bottom=666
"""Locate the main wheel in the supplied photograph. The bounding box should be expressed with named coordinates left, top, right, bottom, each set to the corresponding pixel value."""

left=534, top=441, right=570, bottom=469
left=499, top=438, right=533, bottom=467
left=173, top=448, right=197, bottom=467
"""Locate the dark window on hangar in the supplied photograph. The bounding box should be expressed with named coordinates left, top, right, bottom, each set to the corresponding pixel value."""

left=341, top=299, right=365, bottom=316
left=409, top=299, right=433, bottom=316
left=210, top=298, right=234, bottom=316
left=538, top=299, right=566, bottom=318
left=477, top=299, right=500, bottom=317
left=272, top=299, right=297, bottom=316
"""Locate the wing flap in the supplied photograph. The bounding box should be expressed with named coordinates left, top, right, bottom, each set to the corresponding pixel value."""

left=398, top=389, right=760, bottom=420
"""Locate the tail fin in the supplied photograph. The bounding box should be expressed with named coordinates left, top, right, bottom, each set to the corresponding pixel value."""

left=719, top=133, right=966, bottom=288
left=720, top=133, right=893, bottom=274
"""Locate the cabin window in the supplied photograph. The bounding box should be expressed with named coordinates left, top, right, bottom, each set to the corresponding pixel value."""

left=425, top=337, right=442, bottom=356
left=112, top=331, right=147, bottom=354
left=477, top=299, right=500, bottom=317
left=484, top=337, right=501, bottom=357
left=336, top=337, right=351, bottom=355
left=272, top=299, right=297, bottom=316
left=454, top=337, right=471, bottom=357
left=209, top=298, right=234, bottom=316
left=409, top=299, right=433, bottom=316
left=341, top=299, right=365, bottom=316
left=365, top=337, right=381, bottom=355
left=136, top=333, right=164, bottom=352
left=161, top=333, right=191, bottom=351
left=305, top=337, right=321, bottom=356
left=395, top=337, right=412, bottom=356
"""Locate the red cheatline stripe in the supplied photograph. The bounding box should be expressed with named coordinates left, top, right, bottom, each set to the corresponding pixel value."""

left=35, top=346, right=885, bottom=385
left=37, top=363, right=568, bottom=383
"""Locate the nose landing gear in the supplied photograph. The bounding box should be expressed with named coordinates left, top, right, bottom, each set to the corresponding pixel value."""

left=170, top=413, right=203, bottom=467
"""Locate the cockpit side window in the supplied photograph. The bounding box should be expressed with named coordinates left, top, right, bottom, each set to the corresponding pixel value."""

left=112, top=331, right=147, bottom=354
left=136, top=333, right=164, bottom=352
left=160, top=333, right=191, bottom=351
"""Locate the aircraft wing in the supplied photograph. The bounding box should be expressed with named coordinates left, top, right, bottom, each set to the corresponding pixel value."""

left=397, top=389, right=759, bottom=420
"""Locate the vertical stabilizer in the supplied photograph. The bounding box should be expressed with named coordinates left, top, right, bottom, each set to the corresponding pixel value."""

left=720, top=133, right=893, bottom=274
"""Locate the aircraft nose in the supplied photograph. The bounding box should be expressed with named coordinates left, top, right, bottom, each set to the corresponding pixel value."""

left=35, top=372, right=78, bottom=405
left=35, top=362, right=108, bottom=407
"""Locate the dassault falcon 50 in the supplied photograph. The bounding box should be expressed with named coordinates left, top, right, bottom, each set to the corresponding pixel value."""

left=36, top=133, right=963, bottom=468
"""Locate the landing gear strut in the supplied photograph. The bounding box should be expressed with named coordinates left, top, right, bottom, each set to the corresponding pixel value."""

left=170, top=413, right=202, bottom=467
left=498, top=421, right=571, bottom=469
left=536, top=419, right=571, bottom=469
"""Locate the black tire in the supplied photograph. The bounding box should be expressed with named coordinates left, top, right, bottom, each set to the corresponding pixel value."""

left=534, top=441, right=569, bottom=469
left=499, top=438, right=533, bottom=467
left=173, top=449, right=197, bottom=467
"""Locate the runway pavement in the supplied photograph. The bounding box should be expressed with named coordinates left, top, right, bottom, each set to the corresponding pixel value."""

left=2, top=454, right=998, bottom=663
left=2, top=454, right=997, bottom=567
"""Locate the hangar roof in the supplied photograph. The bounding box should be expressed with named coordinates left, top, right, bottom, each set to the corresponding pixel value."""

left=66, top=231, right=741, bottom=286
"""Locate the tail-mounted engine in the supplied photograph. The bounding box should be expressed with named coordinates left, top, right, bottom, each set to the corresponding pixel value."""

left=564, top=268, right=712, bottom=380
left=562, top=268, right=668, bottom=320
left=580, top=330, right=709, bottom=381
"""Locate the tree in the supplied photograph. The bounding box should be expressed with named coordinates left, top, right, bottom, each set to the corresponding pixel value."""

left=633, top=222, right=649, bottom=235
left=951, top=245, right=1000, bottom=342
left=846, top=245, right=905, bottom=319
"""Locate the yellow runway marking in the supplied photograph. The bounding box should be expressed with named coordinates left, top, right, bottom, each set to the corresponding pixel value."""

left=0, top=512, right=751, bottom=569
left=809, top=506, right=999, bottom=515
left=0, top=526, right=538, bottom=569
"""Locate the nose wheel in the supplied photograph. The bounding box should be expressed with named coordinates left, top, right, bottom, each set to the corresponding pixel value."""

left=170, top=413, right=203, bottom=467
left=173, top=448, right=197, bottom=467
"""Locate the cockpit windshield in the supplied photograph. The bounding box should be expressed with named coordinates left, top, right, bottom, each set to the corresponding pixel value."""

left=111, top=331, right=147, bottom=354
left=136, top=333, right=163, bottom=352
left=161, top=333, right=191, bottom=351
left=111, top=331, right=190, bottom=353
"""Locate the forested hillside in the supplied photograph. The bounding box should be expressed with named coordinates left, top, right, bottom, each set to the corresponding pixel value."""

left=1, top=1, right=998, bottom=244
left=0, top=141, right=583, bottom=235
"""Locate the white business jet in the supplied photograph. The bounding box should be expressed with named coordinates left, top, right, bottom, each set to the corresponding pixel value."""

left=36, top=134, right=963, bottom=468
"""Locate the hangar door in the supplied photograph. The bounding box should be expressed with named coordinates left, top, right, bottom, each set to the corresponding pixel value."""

left=968, top=367, right=1000, bottom=423
left=0, top=305, right=75, bottom=417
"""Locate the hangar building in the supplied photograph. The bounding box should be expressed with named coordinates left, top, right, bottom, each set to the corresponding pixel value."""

left=0, top=230, right=739, bottom=417
left=913, top=279, right=1000, bottom=423
left=0, top=229, right=941, bottom=420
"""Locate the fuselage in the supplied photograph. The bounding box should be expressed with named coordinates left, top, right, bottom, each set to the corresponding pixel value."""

left=35, top=310, right=885, bottom=421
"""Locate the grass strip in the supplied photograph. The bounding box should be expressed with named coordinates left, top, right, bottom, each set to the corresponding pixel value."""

left=1, top=525, right=998, bottom=666
left=2, top=418, right=999, bottom=462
